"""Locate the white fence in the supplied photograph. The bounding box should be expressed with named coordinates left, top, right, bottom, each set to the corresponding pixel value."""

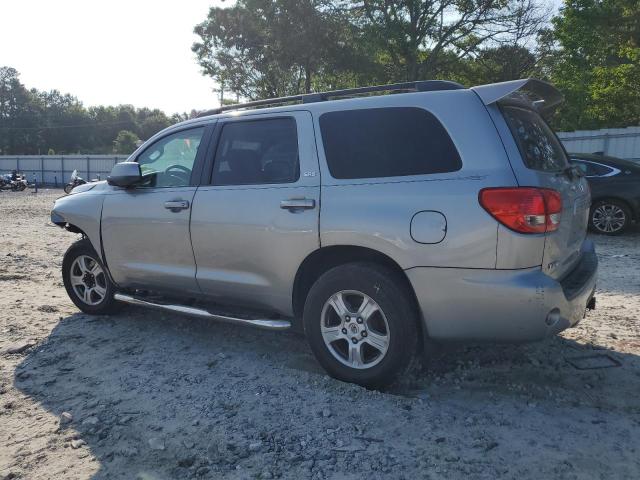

left=557, top=126, right=640, bottom=162
left=0, top=155, right=129, bottom=186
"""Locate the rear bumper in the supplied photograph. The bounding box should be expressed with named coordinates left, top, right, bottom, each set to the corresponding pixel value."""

left=406, top=240, right=598, bottom=342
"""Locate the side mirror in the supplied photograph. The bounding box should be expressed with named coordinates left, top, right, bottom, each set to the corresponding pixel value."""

left=107, top=162, right=142, bottom=187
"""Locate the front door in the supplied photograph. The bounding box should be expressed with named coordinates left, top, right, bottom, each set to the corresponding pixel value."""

left=190, top=111, right=320, bottom=315
left=101, top=125, right=211, bottom=294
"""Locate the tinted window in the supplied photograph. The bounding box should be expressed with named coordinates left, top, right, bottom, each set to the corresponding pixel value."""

left=570, top=159, right=613, bottom=177
left=212, top=118, right=299, bottom=186
left=136, top=127, right=204, bottom=187
left=502, top=106, right=568, bottom=172
left=319, top=107, right=461, bottom=179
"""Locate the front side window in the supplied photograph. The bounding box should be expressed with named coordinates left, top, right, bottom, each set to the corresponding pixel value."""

left=136, top=127, right=205, bottom=187
left=502, top=106, right=568, bottom=172
left=212, top=118, right=299, bottom=186
left=319, top=107, right=461, bottom=180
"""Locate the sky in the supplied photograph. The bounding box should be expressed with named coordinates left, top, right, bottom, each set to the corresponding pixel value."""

left=1, top=0, right=225, bottom=115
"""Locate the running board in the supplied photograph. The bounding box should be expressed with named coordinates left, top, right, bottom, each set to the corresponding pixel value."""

left=113, top=293, right=291, bottom=330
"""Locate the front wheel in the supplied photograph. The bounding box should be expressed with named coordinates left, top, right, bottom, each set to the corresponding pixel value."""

left=590, top=199, right=631, bottom=235
left=62, top=239, right=123, bottom=315
left=64, top=183, right=74, bottom=194
left=303, top=263, right=419, bottom=388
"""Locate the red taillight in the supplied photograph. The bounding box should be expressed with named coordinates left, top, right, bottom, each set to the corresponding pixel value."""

left=479, top=187, right=562, bottom=234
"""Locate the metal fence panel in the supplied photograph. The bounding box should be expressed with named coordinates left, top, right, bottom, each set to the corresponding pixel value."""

left=557, top=126, right=640, bottom=162
left=0, top=155, right=128, bottom=186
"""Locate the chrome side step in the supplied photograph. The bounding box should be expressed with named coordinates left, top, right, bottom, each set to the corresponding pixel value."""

left=113, top=293, right=291, bottom=331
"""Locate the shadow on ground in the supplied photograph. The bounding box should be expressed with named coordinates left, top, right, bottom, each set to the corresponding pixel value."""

left=14, top=307, right=640, bottom=479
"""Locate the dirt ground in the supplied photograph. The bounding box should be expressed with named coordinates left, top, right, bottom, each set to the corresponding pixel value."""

left=1, top=189, right=639, bottom=480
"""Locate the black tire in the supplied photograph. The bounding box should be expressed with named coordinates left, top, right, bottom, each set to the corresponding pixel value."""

left=303, top=262, right=419, bottom=388
left=64, top=184, right=74, bottom=194
left=62, top=239, right=123, bottom=315
left=589, top=199, right=632, bottom=235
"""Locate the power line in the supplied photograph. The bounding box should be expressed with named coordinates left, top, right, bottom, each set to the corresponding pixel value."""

left=0, top=120, right=136, bottom=131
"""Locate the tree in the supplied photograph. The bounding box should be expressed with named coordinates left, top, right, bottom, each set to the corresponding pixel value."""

left=193, top=0, right=359, bottom=100
left=351, top=0, right=546, bottom=81
left=547, top=0, right=640, bottom=130
left=463, top=45, right=538, bottom=84
left=140, top=113, right=171, bottom=140
left=113, top=130, right=140, bottom=154
left=0, top=67, right=42, bottom=154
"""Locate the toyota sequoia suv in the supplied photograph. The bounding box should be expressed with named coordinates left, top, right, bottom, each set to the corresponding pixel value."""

left=51, top=79, right=598, bottom=387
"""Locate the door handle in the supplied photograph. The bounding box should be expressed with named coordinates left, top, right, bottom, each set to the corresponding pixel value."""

left=164, top=200, right=190, bottom=211
left=280, top=198, right=316, bottom=211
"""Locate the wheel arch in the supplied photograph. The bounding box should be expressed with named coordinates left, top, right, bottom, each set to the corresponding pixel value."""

left=292, top=245, right=424, bottom=336
left=51, top=193, right=113, bottom=282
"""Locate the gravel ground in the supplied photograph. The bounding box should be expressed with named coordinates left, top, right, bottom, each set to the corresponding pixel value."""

left=1, top=189, right=639, bottom=480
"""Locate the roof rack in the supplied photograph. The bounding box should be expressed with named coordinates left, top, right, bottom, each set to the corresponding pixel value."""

left=197, top=80, right=464, bottom=117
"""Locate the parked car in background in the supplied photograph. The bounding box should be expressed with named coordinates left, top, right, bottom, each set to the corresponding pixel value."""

left=569, top=153, right=640, bottom=235
left=50, top=79, right=598, bottom=387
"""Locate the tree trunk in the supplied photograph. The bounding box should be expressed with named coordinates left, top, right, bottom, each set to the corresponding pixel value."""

left=304, top=64, right=312, bottom=93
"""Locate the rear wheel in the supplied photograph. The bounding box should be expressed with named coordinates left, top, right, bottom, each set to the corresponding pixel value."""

left=62, top=239, right=123, bottom=315
left=303, top=263, right=419, bottom=388
left=64, top=184, right=74, bottom=194
left=590, top=199, right=631, bottom=235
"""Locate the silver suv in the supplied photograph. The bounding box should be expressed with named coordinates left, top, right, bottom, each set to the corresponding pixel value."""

left=51, top=79, right=597, bottom=387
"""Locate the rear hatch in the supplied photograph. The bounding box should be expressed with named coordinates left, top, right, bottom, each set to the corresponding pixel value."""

left=501, top=105, right=590, bottom=280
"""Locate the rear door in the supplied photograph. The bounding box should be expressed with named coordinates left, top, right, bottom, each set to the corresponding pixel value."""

left=500, top=105, right=590, bottom=279
left=190, top=111, right=320, bottom=315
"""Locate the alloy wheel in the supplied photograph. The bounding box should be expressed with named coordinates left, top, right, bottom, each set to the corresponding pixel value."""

left=592, top=204, right=626, bottom=234
left=69, top=255, right=107, bottom=306
left=320, top=290, right=390, bottom=370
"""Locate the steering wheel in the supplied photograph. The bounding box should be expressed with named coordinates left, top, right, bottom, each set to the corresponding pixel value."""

left=165, top=164, right=192, bottom=183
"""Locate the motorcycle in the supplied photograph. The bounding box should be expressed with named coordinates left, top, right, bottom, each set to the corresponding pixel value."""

left=0, top=174, right=11, bottom=189
left=64, top=170, right=87, bottom=194
left=12, top=173, right=28, bottom=191
left=0, top=172, right=28, bottom=191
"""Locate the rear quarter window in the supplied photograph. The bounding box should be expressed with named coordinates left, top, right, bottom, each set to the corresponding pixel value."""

left=502, top=106, right=568, bottom=172
left=319, top=107, right=462, bottom=180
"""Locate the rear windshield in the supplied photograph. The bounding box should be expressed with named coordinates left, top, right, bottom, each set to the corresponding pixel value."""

left=502, top=106, right=568, bottom=172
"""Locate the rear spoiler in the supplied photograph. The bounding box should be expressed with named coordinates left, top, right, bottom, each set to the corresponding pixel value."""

left=471, top=79, right=563, bottom=114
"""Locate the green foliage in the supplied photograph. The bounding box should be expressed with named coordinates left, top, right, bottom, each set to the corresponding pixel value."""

left=193, top=0, right=372, bottom=99
left=0, top=66, right=176, bottom=155
left=548, top=0, right=640, bottom=130
left=113, top=130, right=140, bottom=154
left=353, top=0, right=545, bottom=81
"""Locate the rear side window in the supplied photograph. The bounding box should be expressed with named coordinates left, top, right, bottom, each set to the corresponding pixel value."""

left=212, top=118, right=299, bottom=186
left=502, top=106, right=568, bottom=172
left=319, top=107, right=461, bottom=180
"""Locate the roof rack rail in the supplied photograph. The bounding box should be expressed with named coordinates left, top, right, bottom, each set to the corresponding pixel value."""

left=197, top=80, right=464, bottom=117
